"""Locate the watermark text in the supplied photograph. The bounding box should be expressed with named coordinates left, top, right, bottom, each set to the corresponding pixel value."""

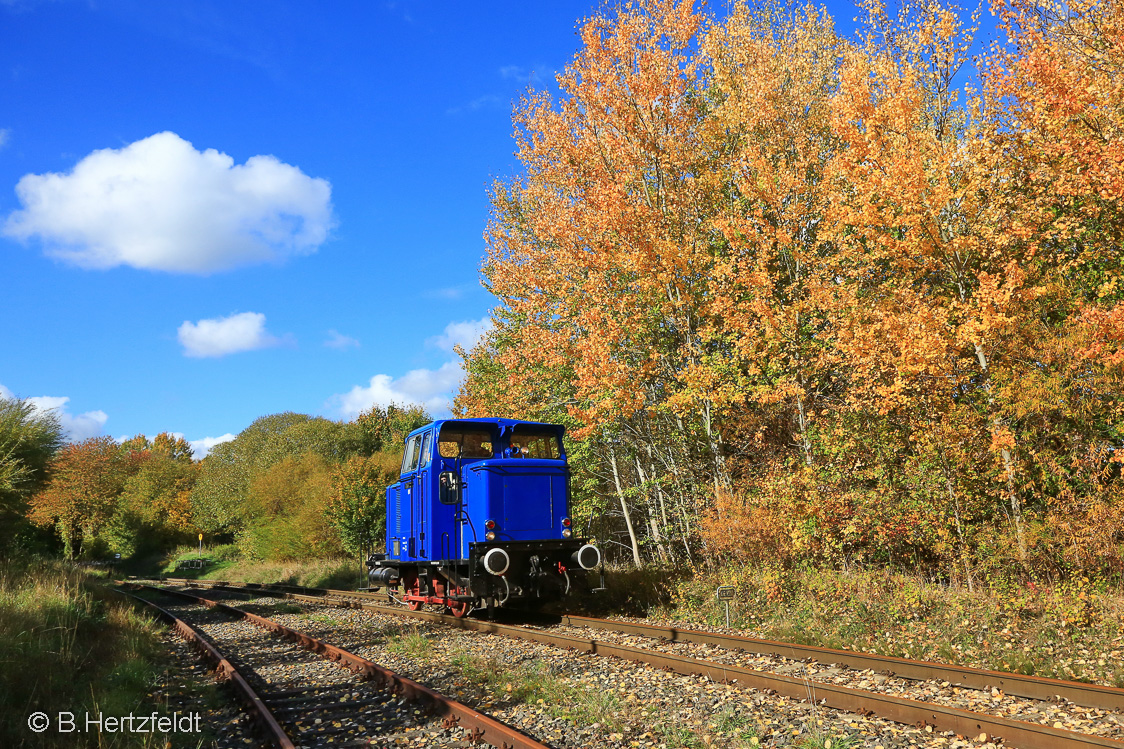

left=27, top=711, right=202, bottom=734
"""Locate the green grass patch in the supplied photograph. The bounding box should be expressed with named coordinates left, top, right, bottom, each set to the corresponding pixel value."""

left=448, top=653, right=624, bottom=730
left=304, top=612, right=343, bottom=627
left=710, top=706, right=761, bottom=747
left=383, top=623, right=433, bottom=660
left=0, top=557, right=169, bottom=748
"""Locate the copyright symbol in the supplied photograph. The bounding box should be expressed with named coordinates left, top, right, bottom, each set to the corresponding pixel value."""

left=28, top=712, right=49, bottom=733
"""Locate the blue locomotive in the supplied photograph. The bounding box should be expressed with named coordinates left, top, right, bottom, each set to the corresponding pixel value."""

left=366, top=418, right=601, bottom=617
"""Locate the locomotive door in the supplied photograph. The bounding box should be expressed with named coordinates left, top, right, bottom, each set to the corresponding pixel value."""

left=400, top=433, right=423, bottom=560
left=416, top=431, right=432, bottom=558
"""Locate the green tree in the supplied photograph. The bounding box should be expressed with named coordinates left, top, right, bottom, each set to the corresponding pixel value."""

left=354, top=404, right=431, bottom=455
left=0, top=397, right=64, bottom=512
left=0, top=395, right=65, bottom=551
left=192, top=413, right=346, bottom=533
left=327, top=452, right=401, bottom=555
left=241, top=453, right=343, bottom=560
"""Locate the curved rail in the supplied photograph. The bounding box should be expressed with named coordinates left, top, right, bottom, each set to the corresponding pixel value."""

left=160, top=576, right=1124, bottom=712
left=130, top=582, right=552, bottom=749
left=113, top=588, right=295, bottom=749
left=156, top=577, right=1124, bottom=749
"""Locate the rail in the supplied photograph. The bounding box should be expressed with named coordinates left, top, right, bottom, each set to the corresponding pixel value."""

left=113, top=588, right=295, bottom=749
left=128, top=582, right=554, bottom=749
left=156, top=577, right=1124, bottom=749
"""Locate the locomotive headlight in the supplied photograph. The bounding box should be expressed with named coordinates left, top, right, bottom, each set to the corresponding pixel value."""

left=485, top=531, right=496, bottom=541
left=562, top=528, right=573, bottom=538
left=483, top=547, right=510, bottom=576
left=572, top=543, right=601, bottom=570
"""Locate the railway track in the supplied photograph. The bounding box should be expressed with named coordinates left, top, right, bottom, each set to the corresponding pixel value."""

left=155, top=577, right=1124, bottom=749
left=119, top=582, right=552, bottom=749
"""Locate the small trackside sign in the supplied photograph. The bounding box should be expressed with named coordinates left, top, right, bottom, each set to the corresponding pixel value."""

left=716, top=585, right=735, bottom=601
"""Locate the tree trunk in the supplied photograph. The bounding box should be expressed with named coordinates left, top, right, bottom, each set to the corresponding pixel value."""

left=635, top=456, right=672, bottom=564
left=972, top=341, right=1025, bottom=562
left=940, top=448, right=974, bottom=593
left=609, top=447, right=643, bottom=569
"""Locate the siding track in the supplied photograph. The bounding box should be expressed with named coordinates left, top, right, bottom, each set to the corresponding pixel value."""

left=156, top=577, right=1124, bottom=749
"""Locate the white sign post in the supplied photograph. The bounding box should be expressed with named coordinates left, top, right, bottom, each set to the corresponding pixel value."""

left=716, top=585, right=735, bottom=627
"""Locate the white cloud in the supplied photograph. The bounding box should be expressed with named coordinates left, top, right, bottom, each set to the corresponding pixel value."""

left=189, top=433, right=236, bottom=459
left=446, top=95, right=502, bottom=116
left=2, top=384, right=108, bottom=442
left=330, top=317, right=493, bottom=420
left=335, top=361, right=463, bottom=420
left=423, top=286, right=468, bottom=300
left=25, top=396, right=108, bottom=441
left=0, top=128, right=9, bottom=150
left=1, top=388, right=110, bottom=442
left=427, top=316, right=492, bottom=353
left=3, top=131, right=334, bottom=274
left=178, top=311, right=281, bottom=358
left=324, top=329, right=360, bottom=350
left=498, top=65, right=545, bottom=85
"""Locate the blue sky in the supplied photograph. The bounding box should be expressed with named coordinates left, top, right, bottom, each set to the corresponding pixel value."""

left=2, top=0, right=974, bottom=456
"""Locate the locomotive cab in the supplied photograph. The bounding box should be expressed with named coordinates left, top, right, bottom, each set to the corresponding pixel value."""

left=367, top=417, right=599, bottom=616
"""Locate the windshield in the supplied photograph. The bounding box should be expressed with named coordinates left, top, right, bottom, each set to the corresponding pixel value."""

left=437, top=426, right=494, bottom=459
left=510, top=426, right=561, bottom=460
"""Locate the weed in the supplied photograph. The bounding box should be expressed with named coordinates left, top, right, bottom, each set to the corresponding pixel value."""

left=306, top=613, right=342, bottom=627
left=385, top=624, right=432, bottom=660
left=710, top=707, right=760, bottom=747
left=656, top=722, right=704, bottom=748
left=447, top=653, right=625, bottom=730
left=651, top=563, right=1124, bottom=686
left=794, top=730, right=861, bottom=749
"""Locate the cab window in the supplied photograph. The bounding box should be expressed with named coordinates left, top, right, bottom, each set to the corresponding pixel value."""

left=420, top=432, right=433, bottom=467
left=437, top=426, right=493, bottom=458
left=400, top=434, right=422, bottom=474
left=510, top=427, right=561, bottom=459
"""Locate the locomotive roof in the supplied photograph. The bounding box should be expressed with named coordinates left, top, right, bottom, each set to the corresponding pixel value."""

left=405, top=417, right=563, bottom=440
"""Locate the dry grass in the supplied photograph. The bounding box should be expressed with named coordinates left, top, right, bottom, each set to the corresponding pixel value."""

left=653, top=563, right=1124, bottom=686
left=162, top=543, right=364, bottom=589
left=0, top=557, right=167, bottom=748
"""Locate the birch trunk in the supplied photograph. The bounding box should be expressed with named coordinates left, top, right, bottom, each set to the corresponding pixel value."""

left=610, top=447, right=643, bottom=569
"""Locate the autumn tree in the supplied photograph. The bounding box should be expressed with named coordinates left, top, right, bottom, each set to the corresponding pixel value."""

left=460, top=0, right=1124, bottom=578
left=461, top=0, right=735, bottom=567
left=108, top=438, right=199, bottom=557
left=29, top=437, right=132, bottom=557
left=981, top=0, right=1124, bottom=570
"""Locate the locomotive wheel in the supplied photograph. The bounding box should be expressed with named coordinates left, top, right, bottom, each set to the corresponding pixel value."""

left=403, top=573, right=423, bottom=611
left=444, top=583, right=473, bottom=618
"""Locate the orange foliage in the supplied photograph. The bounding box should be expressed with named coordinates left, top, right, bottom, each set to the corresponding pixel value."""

left=459, top=0, right=1124, bottom=577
